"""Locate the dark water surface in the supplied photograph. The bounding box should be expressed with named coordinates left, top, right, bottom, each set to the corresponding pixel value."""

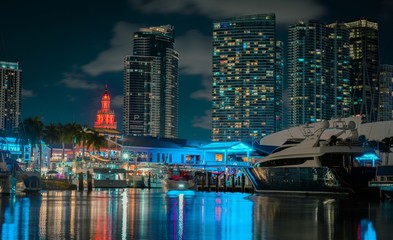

left=0, top=189, right=392, bottom=239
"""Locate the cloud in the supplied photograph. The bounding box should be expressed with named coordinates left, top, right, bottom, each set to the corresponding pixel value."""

left=65, top=95, right=77, bottom=102
left=192, top=110, right=212, bottom=130
left=112, top=95, right=123, bottom=108
left=128, top=0, right=326, bottom=24
left=190, top=76, right=212, bottom=101
left=82, top=22, right=140, bottom=76
left=22, top=88, right=35, bottom=98
left=60, top=73, right=100, bottom=90
left=176, top=30, right=212, bottom=101
left=176, top=30, right=212, bottom=77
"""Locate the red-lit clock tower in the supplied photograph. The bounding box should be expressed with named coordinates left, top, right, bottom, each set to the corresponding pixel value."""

left=94, top=85, right=117, bottom=129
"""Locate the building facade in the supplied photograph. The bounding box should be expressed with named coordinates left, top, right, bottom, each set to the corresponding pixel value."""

left=345, top=19, right=380, bottom=122
left=326, top=23, right=351, bottom=120
left=288, top=21, right=351, bottom=127
left=123, top=25, right=179, bottom=138
left=94, top=85, right=117, bottom=129
left=212, top=13, right=283, bottom=142
left=379, top=64, right=393, bottom=121
left=0, top=61, right=21, bottom=133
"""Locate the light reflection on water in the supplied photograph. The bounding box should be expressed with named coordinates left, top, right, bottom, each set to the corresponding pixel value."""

left=0, top=189, right=391, bottom=239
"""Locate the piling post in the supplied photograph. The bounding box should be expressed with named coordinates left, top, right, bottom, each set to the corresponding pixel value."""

left=87, top=171, right=92, bottom=191
left=207, top=172, right=210, bottom=192
left=78, top=172, right=84, bottom=191
left=215, top=175, right=219, bottom=192
left=201, top=174, right=205, bottom=191
left=231, top=174, right=235, bottom=193
left=241, top=174, right=245, bottom=193
left=223, top=174, right=227, bottom=192
left=148, top=172, right=151, bottom=189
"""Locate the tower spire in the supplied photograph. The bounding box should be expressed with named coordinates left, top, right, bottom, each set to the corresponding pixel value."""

left=94, top=85, right=117, bottom=129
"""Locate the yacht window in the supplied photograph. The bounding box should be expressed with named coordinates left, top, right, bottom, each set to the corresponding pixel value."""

left=319, top=153, right=359, bottom=167
left=257, top=157, right=313, bottom=167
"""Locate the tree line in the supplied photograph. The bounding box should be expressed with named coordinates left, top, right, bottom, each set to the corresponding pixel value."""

left=15, top=116, right=107, bottom=171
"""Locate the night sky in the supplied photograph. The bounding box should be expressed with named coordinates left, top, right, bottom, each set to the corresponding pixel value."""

left=1, top=0, right=392, bottom=140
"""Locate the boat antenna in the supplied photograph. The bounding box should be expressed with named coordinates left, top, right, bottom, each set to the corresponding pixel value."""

left=347, top=121, right=358, bottom=142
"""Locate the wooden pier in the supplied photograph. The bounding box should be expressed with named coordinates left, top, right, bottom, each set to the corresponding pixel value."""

left=195, top=173, right=254, bottom=193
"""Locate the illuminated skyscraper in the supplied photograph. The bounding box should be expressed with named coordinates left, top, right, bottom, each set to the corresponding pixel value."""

left=326, top=22, right=351, bottom=120
left=94, top=85, right=117, bottom=130
left=212, top=13, right=283, bottom=142
left=379, top=64, right=393, bottom=121
left=288, top=20, right=350, bottom=127
left=0, top=61, right=21, bottom=133
left=345, top=19, right=380, bottom=122
left=123, top=25, right=179, bottom=138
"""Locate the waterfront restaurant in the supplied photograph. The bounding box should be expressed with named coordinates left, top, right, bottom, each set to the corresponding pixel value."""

left=118, top=136, right=256, bottom=171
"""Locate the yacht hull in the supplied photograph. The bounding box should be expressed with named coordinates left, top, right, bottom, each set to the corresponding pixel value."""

left=244, top=166, right=377, bottom=197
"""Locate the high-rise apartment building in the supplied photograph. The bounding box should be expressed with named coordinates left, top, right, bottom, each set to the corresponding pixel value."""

left=0, top=61, right=21, bottom=133
left=212, top=13, right=283, bottom=142
left=345, top=19, right=380, bottom=122
left=123, top=25, right=179, bottom=138
left=379, top=64, right=393, bottom=121
left=326, top=23, right=351, bottom=120
left=288, top=20, right=350, bottom=127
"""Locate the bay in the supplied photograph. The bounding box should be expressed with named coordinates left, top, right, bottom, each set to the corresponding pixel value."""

left=0, top=189, right=392, bottom=239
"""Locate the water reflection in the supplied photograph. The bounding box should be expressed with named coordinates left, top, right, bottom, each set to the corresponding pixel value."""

left=0, top=190, right=391, bottom=239
left=247, top=195, right=387, bottom=240
left=359, top=219, right=377, bottom=240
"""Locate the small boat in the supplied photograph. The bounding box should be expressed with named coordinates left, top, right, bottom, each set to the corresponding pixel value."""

left=0, top=150, right=42, bottom=194
left=163, top=165, right=196, bottom=192
left=244, top=120, right=380, bottom=198
left=0, top=150, right=14, bottom=194
left=16, top=171, right=42, bottom=193
left=93, top=167, right=128, bottom=188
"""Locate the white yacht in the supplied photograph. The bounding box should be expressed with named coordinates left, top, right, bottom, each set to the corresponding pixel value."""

left=244, top=120, right=379, bottom=197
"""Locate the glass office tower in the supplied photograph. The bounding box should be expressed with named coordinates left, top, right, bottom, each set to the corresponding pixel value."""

left=123, top=25, right=179, bottom=138
left=212, top=13, right=283, bottom=142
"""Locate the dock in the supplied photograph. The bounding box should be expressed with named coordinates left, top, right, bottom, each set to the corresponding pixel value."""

left=195, top=173, right=254, bottom=193
left=369, top=165, right=393, bottom=199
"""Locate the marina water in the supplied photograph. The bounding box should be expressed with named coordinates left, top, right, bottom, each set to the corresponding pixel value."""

left=0, top=189, right=392, bottom=239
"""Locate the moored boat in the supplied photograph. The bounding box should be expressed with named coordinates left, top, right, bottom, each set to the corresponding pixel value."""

left=93, top=167, right=128, bottom=188
left=16, top=171, right=42, bottom=193
left=0, top=150, right=15, bottom=194
left=244, top=120, right=380, bottom=198
left=163, top=165, right=196, bottom=193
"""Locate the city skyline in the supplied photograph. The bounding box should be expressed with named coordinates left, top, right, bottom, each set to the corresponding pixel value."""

left=1, top=0, right=393, bottom=140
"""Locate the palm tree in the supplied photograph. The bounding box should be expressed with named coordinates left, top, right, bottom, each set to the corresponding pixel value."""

left=86, top=130, right=107, bottom=154
left=43, top=123, right=60, bottom=168
left=381, top=137, right=393, bottom=165
left=22, top=116, right=44, bottom=171
left=56, top=123, right=68, bottom=162
left=64, top=122, right=81, bottom=161
left=74, top=125, right=93, bottom=162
